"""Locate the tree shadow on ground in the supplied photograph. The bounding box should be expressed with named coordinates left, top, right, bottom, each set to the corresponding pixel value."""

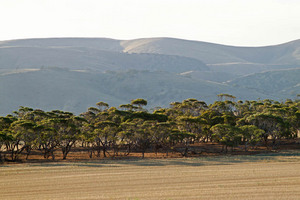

left=1, top=150, right=299, bottom=168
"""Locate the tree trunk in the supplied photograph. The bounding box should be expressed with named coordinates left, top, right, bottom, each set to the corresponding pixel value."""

left=141, top=151, right=145, bottom=159
left=244, top=142, right=248, bottom=152
left=51, top=150, right=55, bottom=160
left=103, top=147, right=107, bottom=157
left=124, top=144, right=131, bottom=156
left=25, top=146, right=31, bottom=160
left=62, top=143, right=72, bottom=160
left=183, top=147, right=188, bottom=157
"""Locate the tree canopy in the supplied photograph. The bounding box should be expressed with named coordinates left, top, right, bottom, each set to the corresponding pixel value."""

left=0, top=96, right=299, bottom=162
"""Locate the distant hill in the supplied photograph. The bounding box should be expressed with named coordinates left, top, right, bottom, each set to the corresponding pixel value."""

left=0, top=46, right=208, bottom=73
left=121, top=37, right=300, bottom=64
left=0, top=68, right=271, bottom=114
left=179, top=71, right=238, bottom=83
left=0, top=37, right=299, bottom=115
left=121, top=37, right=300, bottom=76
left=227, top=68, right=300, bottom=99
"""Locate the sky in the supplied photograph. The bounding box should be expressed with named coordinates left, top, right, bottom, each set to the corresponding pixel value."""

left=0, top=0, right=300, bottom=46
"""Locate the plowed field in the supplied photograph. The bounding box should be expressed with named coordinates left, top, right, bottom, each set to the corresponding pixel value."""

left=1, top=151, right=300, bottom=200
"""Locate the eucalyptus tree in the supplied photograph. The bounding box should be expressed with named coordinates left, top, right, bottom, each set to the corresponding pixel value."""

left=210, top=100, right=236, bottom=114
left=149, top=121, right=172, bottom=156
left=80, top=122, right=96, bottom=158
left=0, top=127, right=13, bottom=162
left=10, top=120, right=38, bottom=160
left=235, top=100, right=250, bottom=117
left=13, top=106, right=34, bottom=119
left=4, top=120, right=33, bottom=161
left=37, top=124, right=58, bottom=160
left=119, top=121, right=137, bottom=156
left=131, top=98, right=148, bottom=111
left=168, top=101, right=183, bottom=119
left=217, top=93, right=236, bottom=102
left=246, top=113, right=289, bottom=149
left=239, top=125, right=265, bottom=151
left=119, top=104, right=137, bottom=111
left=275, top=101, right=300, bottom=138
left=133, top=119, right=152, bottom=158
left=211, top=124, right=242, bottom=153
left=96, top=101, right=109, bottom=112
left=293, top=111, right=300, bottom=136
left=180, top=98, right=203, bottom=116
left=176, top=116, right=206, bottom=142
left=82, top=104, right=124, bottom=158
left=25, top=109, right=59, bottom=159
left=169, top=99, right=207, bottom=118
left=170, top=130, right=195, bottom=157
left=93, top=120, right=118, bottom=157
left=0, top=132, right=6, bottom=162
left=0, top=116, right=16, bottom=161
left=48, top=111, right=84, bottom=159
left=0, top=110, right=33, bottom=161
left=80, top=106, right=102, bottom=152
left=199, top=109, right=223, bottom=142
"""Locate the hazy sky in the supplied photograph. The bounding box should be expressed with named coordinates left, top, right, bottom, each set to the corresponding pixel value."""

left=0, top=0, right=300, bottom=46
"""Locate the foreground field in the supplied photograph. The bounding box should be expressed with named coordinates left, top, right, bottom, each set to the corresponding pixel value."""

left=1, top=151, right=300, bottom=200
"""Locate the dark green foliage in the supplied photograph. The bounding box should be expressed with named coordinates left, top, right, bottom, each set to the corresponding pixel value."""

left=0, top=97, right=299, bottom=161
left=130, top=112, right=168, bottom=122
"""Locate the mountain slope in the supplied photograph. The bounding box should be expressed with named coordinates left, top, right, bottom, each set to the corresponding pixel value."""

left=179, top=71, right=238, bottom=83
left=121, top=37, right=300, bottom=65
left=3, top=37, right=300, bottom=66
left=0, top=37, right=300, bottom=115
left=0, top=38, right=122, bottom=52
left=227, top=68, right=300, bottom=98
left=121, top=37, right=300, bottom=76
left=0, top=46, right=208, bottom=73
left=0, top=68, right=271, bottom=115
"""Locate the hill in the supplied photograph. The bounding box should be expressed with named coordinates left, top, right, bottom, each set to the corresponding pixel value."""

left=121, top=37, right=300, bottom=75
left=0, top=37, right=300, bottom=114
left=227, top=68, right=300, bottom=99
left=0, top=68, right=272, bottom=114
left=0, top=45, right=208, bottom=74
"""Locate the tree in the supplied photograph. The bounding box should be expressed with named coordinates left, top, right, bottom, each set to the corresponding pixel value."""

left=131, top=98, right=148, bottom=111
left=217, top=93, right=236, bottom=102
left=170, top=130, right=195, bottom=157
left=246, top=113, right=289, bottom=149
left=49, top=112, right=84, bottom=160
left=239, top=125, right=265, bottom=151
left=93, top=120, right=118, bottom=158
left=10, top=120, right=37, bottom=160
left=0, top=130, right=12, bottom=162
left=211, top=124, right=242, bottom=153
left=96, top=101, right=109, bottom=112
left=150, top=122, right=172, bottom=157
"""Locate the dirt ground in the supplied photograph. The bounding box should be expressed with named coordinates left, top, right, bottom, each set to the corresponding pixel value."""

left=3, top=141, right=299, bottom=163
left=1, top=150, right=300, bottom=200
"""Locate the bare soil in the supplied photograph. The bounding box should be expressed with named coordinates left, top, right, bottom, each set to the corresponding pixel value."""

left=2, top=140, right=299, bottom=164
left=1, top=151, right=300, bottom=200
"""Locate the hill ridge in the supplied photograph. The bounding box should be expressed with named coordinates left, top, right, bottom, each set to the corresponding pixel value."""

left=0, top=37, right=299, bottom=115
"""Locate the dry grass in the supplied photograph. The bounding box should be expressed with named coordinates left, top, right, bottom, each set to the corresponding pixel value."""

left=1, top=151, right=300, bottom=200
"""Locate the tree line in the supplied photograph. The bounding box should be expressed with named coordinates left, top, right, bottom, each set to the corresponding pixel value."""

left=0, top=95, right=299, bottom=162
